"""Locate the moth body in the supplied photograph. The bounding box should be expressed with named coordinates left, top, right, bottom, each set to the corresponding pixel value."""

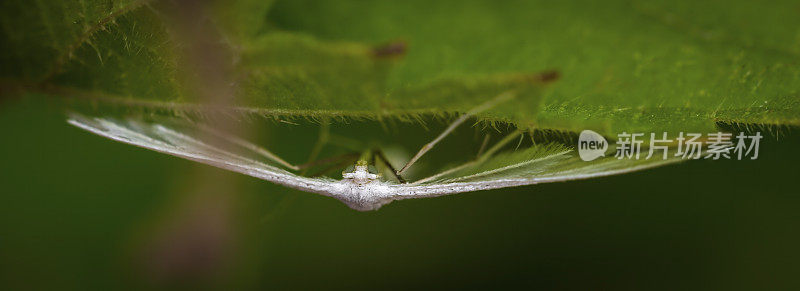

left=336, top=160, right=395, bottom=211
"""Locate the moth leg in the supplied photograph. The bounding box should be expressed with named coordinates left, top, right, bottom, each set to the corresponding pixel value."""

left=263, top=120, right=331, bottom=217
left=327, top=133, right=366, bottom=152
left=411, top=130, right=522, bottom=184
left=476, top=133, right=492, bottom=158
left=309, top=154, right=361, bottom=177
left=296, top=152, right=360, bottom=171
left=301, top=119, right=330, bottom=175
left=197, top=124, right=300, bottom=171
left=397, top=91, right=516, bottom=176
left=372, top=148, right=407, bottom=183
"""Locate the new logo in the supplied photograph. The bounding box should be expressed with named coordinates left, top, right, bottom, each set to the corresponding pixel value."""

left=578, top=130, right=608, bottom=161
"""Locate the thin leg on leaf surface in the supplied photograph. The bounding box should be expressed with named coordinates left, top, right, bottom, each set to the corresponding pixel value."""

left=411, top=130, right=523, bottom=184
left=371, top=148, right=407, bottom=183
left=301, top=118, right=331, bottom=175
left=396, top=91, right=516, bottom=178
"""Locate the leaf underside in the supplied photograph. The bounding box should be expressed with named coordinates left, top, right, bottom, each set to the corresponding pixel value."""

left=1, top=0, right=797, bottom=135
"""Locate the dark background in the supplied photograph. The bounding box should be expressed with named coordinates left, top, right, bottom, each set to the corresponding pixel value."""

left=1, top=95, right=798, bottom=290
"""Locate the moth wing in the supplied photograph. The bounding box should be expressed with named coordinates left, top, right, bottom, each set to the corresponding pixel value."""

left=67, top=113, right=340, bottom=197
left=389, top=146, right=680, bottom=199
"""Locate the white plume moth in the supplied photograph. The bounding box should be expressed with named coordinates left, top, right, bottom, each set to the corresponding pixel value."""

left=67, top=95, right=677, bottom=211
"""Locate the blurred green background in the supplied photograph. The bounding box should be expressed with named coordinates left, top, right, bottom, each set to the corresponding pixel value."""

left=1, top=95, right=798, bottom=289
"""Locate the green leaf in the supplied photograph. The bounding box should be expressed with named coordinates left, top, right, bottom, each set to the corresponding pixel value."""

left=266, top=0, right=800, bottom=133
left=2, top=0, right=798, bottom=133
